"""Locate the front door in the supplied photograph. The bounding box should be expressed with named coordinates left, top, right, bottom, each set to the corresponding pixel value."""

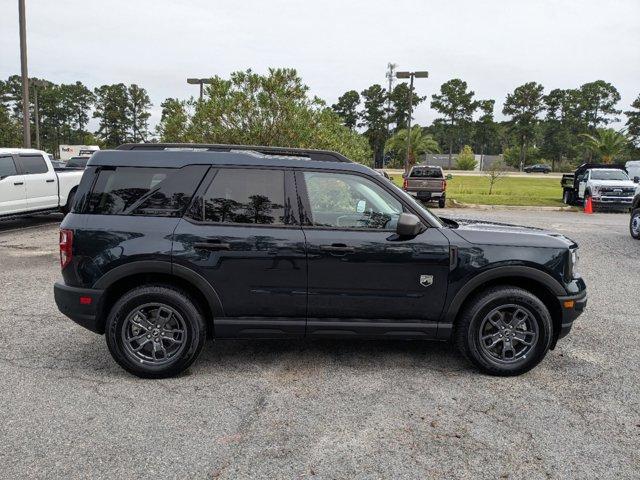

left=16, top=154, right=58, bottom=210
left=296, top=170, right=450, bottom=338
left=172, top=167, right=307, bottom=338
left=0, top=155, right=27, bottom=215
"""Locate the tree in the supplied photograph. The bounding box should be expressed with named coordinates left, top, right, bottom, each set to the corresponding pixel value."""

left=431, top=79, right=478, bottom=168
left=127, top=84, right=152, bottom=142
left=540, top=88, right=581, bottom=170
left=625, top=94, right=640, bottom=147
left=61, top=81, right=94, bottom=139
left=578, top=80, right=621, bottom=129
left=455, top=145, right=477, bottom=170
left=359, top=84, right=389, bottom=165
left=580, top=129, right=628, bottom=163
left=486, top=160, right=507, bottom=195
left=93, top=83, right=130, bottom=147
left=384, top=125, right=440, bottom=166
left=0, top=102, right=21, bottom=146
left=331, top=90, right=360, bottom=129
left=472, top=99, right=500, bottom=167
left=157, top=98, right=191, bottom=142
left=389, top=83, right=425, bottom=131
left=502, top=82, right=545, bottom=170
left=185, top=69, right=371, bottom=163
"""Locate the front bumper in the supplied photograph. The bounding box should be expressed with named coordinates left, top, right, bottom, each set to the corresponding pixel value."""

left=54, top=281, right=105, bottom=334
left=592, top=196, right=633, bottom=207
left=555, top=289, right=587, bottom=342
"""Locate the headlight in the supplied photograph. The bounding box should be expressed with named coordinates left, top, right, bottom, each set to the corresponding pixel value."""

left=591, top=186, right=601, bottom=196
left=569, top=248, right=579, bottom=278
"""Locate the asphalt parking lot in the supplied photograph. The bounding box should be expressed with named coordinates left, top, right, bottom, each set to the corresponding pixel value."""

left=1, top=209, right=638, bottom=479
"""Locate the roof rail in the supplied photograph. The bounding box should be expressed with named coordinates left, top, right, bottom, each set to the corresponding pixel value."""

left=116, top=143, right=351, bottom=163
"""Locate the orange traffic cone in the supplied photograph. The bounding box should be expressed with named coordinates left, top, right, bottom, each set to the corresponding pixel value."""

left=584, top=196, right=593, bottom=214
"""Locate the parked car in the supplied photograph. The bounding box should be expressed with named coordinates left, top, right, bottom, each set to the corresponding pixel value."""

left=0, top=148, right=83, bottom=219
left=65, top=156, right=90, bottom=169
left=631, top=192, right=640, bottom=239
left=524, top=164, right=552, bottom=174
left=561, top=163, right=637, bottom=211
left=402, top=165, right=447, bottom=208
left=54, top=143, right=586, bottom=378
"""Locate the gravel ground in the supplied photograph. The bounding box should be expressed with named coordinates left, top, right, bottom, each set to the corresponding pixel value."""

left=0, top=210, right=638, bottom=479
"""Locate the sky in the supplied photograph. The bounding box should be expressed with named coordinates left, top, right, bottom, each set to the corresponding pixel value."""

left=1, top=0, right=639, bottom=131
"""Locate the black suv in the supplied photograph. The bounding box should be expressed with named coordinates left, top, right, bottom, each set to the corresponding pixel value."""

left=54, top=144, right=586, bottom=378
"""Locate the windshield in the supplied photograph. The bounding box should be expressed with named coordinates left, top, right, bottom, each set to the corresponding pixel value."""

left=590, top=169, right=629, bottom=181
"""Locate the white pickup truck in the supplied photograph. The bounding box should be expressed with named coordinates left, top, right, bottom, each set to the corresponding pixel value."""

left=561, top=163, right=639, bottom=211
left=0, top=148, right=84, bottom=219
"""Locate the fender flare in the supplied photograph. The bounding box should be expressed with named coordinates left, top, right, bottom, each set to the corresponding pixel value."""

left=442, top=266, right=566, bottom=324
left=93, top=260, right=224, bottom=317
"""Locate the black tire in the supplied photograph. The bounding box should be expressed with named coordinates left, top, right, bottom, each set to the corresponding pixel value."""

left=562, top=189, right=573, bottom=205
left=438, top=197, right=446, bottom=208
left=631, top=208, right=640, bottom=240
left=105, top=285, right=206, bottom=379
left=453, top=286, right=553, bottom=376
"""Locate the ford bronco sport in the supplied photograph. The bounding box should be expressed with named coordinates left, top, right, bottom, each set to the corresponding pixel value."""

left=54, top=143, right=587, bottom=378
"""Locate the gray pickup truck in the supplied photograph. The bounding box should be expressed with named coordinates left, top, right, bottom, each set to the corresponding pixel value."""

left=402, top=165, right=446, bottom=208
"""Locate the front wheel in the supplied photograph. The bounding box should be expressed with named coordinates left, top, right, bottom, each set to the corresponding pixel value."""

left=631, top=208, right=640, bottom=239
left=105, top=285, right=206, bottom=378
left=453, top=286, right=553, bottom=376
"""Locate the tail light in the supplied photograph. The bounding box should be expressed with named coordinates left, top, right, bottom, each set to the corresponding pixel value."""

left=403, top=178, right=408, bottom=190
left=60, top=229, right=73, bottom=269
left=442, top=179, right=447, bottom=191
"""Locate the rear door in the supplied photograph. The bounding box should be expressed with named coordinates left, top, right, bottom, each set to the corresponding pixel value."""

left=0, top=155, right=27, bottom=215
left=172, top=167, right=307, bottom=338
left=16, top=153, right=58, bottom=210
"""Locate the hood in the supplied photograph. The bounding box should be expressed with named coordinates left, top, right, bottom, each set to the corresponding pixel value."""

left=589, top=179, right=637, bottom=188
left=445, top=218, right=576, bottom=249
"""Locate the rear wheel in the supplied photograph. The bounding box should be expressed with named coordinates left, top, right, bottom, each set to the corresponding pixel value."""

left=631, top=208, right=640, bottom=239
left=61, top=190, right=75, bottom=215
left=453, top=286, right=553, bottom=376
left=562, top=189, right=573, bottom=205
left=438, top=196, right=446, bottom=208
left=105, top=285, right=206, bottom=378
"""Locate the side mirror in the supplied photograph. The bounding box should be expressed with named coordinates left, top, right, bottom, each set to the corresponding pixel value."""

left=402, top=172, right=407, bottom=179
left=576, top=175, right=584, bottom=182
left=634, top=176, right=639, bottom=184
left=396, top=213, right=424, bottom=237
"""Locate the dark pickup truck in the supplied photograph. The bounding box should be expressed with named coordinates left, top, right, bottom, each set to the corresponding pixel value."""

left=402, top=165, right=447, bottom=208
left=54, top=143, right=586, bottom=378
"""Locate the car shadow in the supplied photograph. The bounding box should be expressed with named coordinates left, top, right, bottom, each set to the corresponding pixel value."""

left=0, top=213, right=62, bottom=233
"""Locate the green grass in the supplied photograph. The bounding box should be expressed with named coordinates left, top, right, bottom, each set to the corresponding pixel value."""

left=391, top=175, right=564, bottom=206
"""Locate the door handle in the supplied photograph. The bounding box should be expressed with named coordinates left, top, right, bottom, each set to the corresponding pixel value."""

left=46, top=179, right=55, bottom=183
left=194, top=241, right=231, bottom=251
left=320, top=244, right=355, bottom=254
left=13, top=182, right=24, bottom=186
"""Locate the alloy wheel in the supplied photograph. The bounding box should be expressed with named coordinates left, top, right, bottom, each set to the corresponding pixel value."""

left=121, top=303, right=187, bottom=366
left=478, top=304, right=539, bottom=364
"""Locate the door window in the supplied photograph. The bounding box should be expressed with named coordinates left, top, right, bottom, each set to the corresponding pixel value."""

left=197, top=168, right=287, bottom=225
left=0, top=156, right=17, bottom=178
left=302, top=172, right=402, bottom=230
left=17, top=155, right=48, bottom=174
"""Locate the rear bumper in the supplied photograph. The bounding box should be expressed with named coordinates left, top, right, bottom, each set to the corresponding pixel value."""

left=555, top=289, right=587, bottom=341
left=54, top=281, right=105, bottom=334
left=406, top=191, right=445, bottom=199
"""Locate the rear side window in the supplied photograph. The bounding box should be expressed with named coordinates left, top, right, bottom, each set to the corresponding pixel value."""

left=66, top=157, right=89, bottom=169
left=17, top=154, right=48, bottom=174
left=410, top=167, right=442, bottom=178
left=86, top=165, right=207, bottom=216
left=190, top=168, right=287, bottom=225
left=0, top=156, right=17, bottom=178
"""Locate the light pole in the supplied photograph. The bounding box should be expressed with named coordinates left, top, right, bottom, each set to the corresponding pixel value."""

left=396, top=71, right=428, bottom=174
left=18, top=0, right=31, bottom=148
left=187, top=78, right=213, bottom=101
left=31, top=79, right=48, bottom=149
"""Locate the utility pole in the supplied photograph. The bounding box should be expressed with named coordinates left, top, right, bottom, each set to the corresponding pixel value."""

left=187, top=78, right=213, bottom=101
left=18, top=0, right=31, bottom=148
left=31, top=79, right=47, bottom=149
left=383, top=63, right=397, bottom=170
left=396, top=70, right=429, bottom=175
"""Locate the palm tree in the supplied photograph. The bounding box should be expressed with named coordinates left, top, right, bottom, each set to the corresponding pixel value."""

left=580, top=129, right=628, bottom=164
left=385, top=125, right=441, bottom=166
